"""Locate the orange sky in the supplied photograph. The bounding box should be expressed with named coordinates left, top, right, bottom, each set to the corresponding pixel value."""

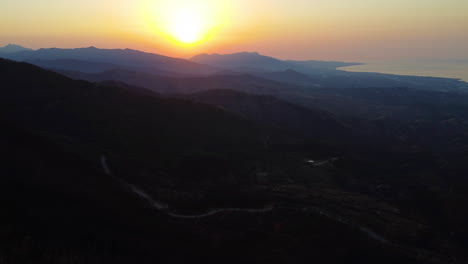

left=1, top=0, right=467, bottom=61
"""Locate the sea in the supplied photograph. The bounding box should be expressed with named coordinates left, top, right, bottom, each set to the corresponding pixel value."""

left=341, top=60, right=468, bottom=82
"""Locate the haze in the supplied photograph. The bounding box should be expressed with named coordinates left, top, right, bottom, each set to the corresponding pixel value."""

left=1, top=0, right=467, bottom=61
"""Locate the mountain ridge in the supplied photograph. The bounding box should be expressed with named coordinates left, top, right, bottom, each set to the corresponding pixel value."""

left=0, top=46, right=217, bottom=75
left=191, top=51, right=363, bottom=72
left=0, top=44, right=33, bottom=54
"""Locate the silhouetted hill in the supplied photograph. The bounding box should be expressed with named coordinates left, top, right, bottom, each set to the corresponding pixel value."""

left=62, top=68, right=426, bottom=151
left=2, top=58, right=468, bottom=263
left=251, top=69, right=319, bottom=86
left=192, top=52, right=289, bottom=71
left=62, top=68, right=291, bottom=95
left=1, top=119, right=429, bottom=264
left=0, top=121, right=166, bottom=263
left=24, top=59, right=178, bottom=75
left=0, top=46, right=217, bottom=75
left=0, top=44, right=33, bottom=54
left=0, top=58, right=285, bottom=185
left=191, top=52, right=361, bottom=72
left=182, top=89, right=349, bottom=142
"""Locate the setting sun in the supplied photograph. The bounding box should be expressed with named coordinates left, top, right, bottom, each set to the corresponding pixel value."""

left=147, top=0, right=228, bottom=45
left=168, top=9, right=205, bottom=44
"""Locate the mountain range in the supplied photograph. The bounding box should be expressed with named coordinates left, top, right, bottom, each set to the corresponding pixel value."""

left=0, top=44, right=32, bottom=54
left=191, top=52, right=363, bottom=72
left=2, top=44, right=466, bottom=93
left=2, top=44, right=468, bottom=263
left=0, top=46, right=215, bottom=75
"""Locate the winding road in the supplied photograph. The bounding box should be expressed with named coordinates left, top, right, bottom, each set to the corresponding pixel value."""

left=100, top=155, right=388, bottom=244
left=100, top=155, right=272, bottom=217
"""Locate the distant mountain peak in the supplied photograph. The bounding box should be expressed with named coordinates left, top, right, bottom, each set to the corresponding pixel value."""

left=191, top=52, right=289, bottom=72
left=225, top=51, right=261, bottom=56
left=241, top=51, right=260, bottom=55
left=0, top=44, right=33, bottom=54
left=192, top=51, right=261, bottom=58
left=4, top=44, right=25, bottom=48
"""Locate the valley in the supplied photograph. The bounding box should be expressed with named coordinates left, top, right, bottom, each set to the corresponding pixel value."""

left=1, top=46, right=468, bottom=263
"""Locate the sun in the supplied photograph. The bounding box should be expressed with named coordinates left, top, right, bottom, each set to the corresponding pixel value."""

left=146, top=0, right=228, bottom=46
left=168, top=9, right=205, bottom=44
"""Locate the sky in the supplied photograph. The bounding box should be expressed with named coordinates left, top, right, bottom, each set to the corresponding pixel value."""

left=1, top=0, right=467, bottom=61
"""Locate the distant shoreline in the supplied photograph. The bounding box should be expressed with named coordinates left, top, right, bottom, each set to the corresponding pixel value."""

left=339, top=61, right=468, bottom=82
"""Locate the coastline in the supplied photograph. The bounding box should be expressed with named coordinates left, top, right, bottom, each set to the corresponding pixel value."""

left=339, top=60, right=468, bottom=82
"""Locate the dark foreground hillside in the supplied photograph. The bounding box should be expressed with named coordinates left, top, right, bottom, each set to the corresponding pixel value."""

left=0, top=123, right=423, bottom=264
left=1, top=59, right=467, bottom=263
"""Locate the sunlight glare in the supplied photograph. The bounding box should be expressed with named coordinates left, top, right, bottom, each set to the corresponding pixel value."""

left=170, top=9, right=203, bottom=44
left=147, top=0, right=228, bottom=45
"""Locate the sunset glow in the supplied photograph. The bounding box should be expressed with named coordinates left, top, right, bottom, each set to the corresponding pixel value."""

left=167, top=9, right=205, bottom=44
left=1, top=0, right=467, bottom=60
left=147, top=0, right=228, bottom=45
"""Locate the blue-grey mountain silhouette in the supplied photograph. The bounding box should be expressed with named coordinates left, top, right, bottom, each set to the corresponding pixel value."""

left=0, top=44, right=33, bottom=54
left=0, top=46, right=216, bottom=75
left=191, top=51, right=363, bottom=73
